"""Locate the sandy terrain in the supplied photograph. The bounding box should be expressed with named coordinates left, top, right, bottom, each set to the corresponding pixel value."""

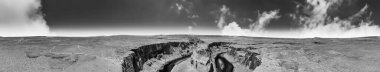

left=0, top=35, right=380, bottom=72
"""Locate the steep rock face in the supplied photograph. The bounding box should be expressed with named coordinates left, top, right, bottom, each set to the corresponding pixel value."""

left=158, top=54, right=192, bottom=72
left=122, top=42, right=195, bottom=72
left=214, top=53, right=234, bottom=72
left=122, top=41, right=261, bottom=72
left=207, top=42, right=261, bottom=71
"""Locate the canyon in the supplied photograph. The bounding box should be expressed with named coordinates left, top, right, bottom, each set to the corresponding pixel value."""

left=0, top=35, right=380, bottom=72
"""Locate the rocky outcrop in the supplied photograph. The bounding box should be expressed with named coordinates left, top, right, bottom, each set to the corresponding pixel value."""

left=158, top=54, right=192, bottom=72
left=215, top=53, right=234, bottom=72
left=208, top=42, right=261, bottom=71
left=25, top=52, right=97, bottom=70
left=122, top=40, right=261, bottom=72
left=122, top=42, right=195, bottom=72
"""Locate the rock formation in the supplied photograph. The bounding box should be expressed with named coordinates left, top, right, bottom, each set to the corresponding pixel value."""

left=122, top=38, right=261, bottom=72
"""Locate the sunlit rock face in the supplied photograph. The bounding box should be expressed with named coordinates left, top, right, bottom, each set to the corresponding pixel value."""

left=122, top=39, right=261, bottom=72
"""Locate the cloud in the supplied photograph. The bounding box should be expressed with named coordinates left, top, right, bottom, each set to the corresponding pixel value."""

left=296, top=0, right=380, bottom=38
left=249, top=10, right=280, bottom=31
left=220, top=9, right=283, bottom=37
left=171, top=0, right=197, bottom=18
left=218, top=0, right=380, bottom=38
left=221, top=22, right=247, bottom=36
left=0, top=0, right=50, bottom=37
left=188, top=25, right=193, bottom=34
left=216, top=5, right=229, bottom=29
left=300, top=0, right=343, bottom=28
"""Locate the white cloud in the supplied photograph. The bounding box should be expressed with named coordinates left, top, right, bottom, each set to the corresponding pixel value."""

left=218, top=0, right=380, bottom=38
left=221, top=22, right=247, bottom=36
left=297, top=0, right=380, bottom=38
left=0, top=0, right=50, bottom=37
left=249, top=10, right=280, bottom=31
left=216, top=5, right=229, bottom=29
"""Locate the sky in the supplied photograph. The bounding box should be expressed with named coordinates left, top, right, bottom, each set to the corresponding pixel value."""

left=1, top=0, right=380, bottom=37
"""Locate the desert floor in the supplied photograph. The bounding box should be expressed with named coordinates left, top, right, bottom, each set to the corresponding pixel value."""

left=0, top=35, right=379, bottom=72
